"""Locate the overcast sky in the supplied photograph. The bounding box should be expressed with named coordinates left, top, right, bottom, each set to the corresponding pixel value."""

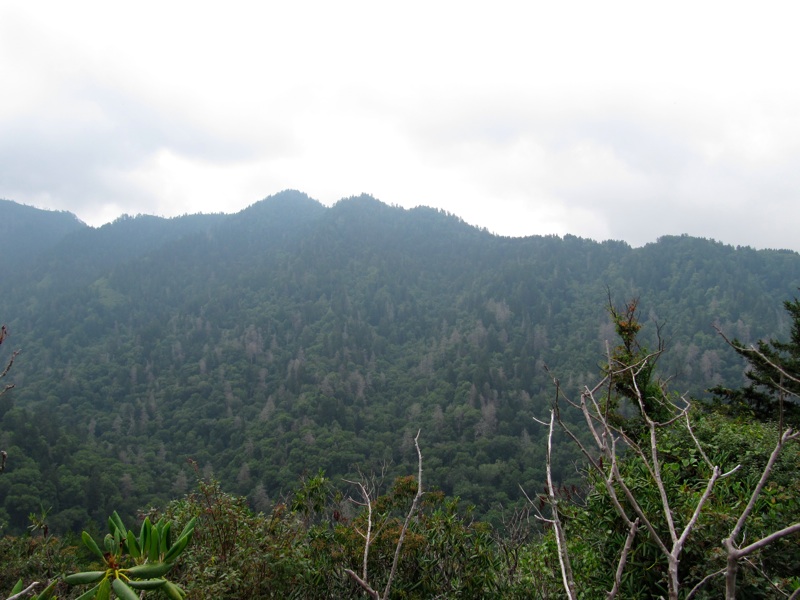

left=2, top=2, right=799, bottom=251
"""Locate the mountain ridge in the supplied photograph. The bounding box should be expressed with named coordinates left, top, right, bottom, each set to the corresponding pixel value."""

left=0, top=192, right=799, bottom=533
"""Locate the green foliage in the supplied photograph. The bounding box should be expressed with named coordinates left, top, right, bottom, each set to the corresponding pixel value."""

left=7, top=578, right=58, bottom=600
left=2, top=196, right=800, bottom=533
left=320, top=478, right=506, bottom=598
left=557, top=412, right=800, bottom=598
left=64, top=511, right=195, bottom=599
left=711, top=295, right=800, bottom=424
left=0, top=533, right=78, bottom=599
left=604, top=298, right=687, bottom=438
left=2, top=198, right=800, bottom=598
left=164, top=476, right=313, bottom=598
left=605, top=298, right=666, bottom=421
left=3, top=199, right=800, bottom=598
left=155, top=472, right=530, bottom=599
left=522, top=293, right=800, bottom=599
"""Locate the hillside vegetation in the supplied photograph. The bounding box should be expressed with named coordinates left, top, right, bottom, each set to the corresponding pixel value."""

left=0, top=191, right=799, bottom=538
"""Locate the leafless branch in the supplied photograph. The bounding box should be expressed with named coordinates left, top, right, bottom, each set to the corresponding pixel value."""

left=734, top=522, right=800, bottom=559
left=548, top=346, right=744, bottom=600
left=608, top=517, right=639, bottom=600
left=542, top=410, right=576, bottom=599
left=343, top=569, right=380, bottom=600
left=532, top=405, right=643, bottom=600
left=344, top=480, right=374, bottom=583
left=714, top=325, right=800, bottom=389
left=744, top=556, right=797, bottom=598
left=496, top=504, right=532, bottom=582
left=0, top=324, right=16, bottom=475
left=6, top=582, right=40, bottom=600
left=381, top=430, right=423, bottom=600
left=685, top=568, right=726, bottom=600
left=725, top=428, right=799, bottom=551
left=683, top=411, right=713, bottom=468
left=0, top=350, right=17, bottom=382
left=345, top=431, right=424, bottom=600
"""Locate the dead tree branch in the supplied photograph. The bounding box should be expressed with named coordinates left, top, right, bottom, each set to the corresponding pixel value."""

left=344, top=479, right=376, bottom=589
left=530, top=410, right=576, bottom=599
left=608, top=517, right=639, bottom=600
left=0, top=324, right=19, bottom=397
left=723, top=426, right=800, bottom=599
left=0, top=324, right=16, bottom=474
left=345, top=430, right=424, bottom=600
left=546, top=340, right=736, bottom=600
left=547, top=338, right=798, bottom=599
left=382, top=430, right=423, bottom=600
left=6, top=582, right=40, bottom=600
left=714, top=325, right=800, bottom=390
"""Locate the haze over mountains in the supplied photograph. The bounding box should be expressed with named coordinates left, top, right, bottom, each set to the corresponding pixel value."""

left=1, top=190, right=799, bottom=533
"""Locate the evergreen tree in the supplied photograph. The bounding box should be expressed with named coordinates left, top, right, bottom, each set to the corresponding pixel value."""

left=604, top=298, right=671, bottom=426
left=711, top=295, right=800, bottom=424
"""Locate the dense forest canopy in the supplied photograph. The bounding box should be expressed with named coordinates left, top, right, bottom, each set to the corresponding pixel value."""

left=1, top=191, right=799, bottom=537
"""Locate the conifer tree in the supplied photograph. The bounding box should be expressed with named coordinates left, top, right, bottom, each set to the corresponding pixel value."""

left=712, top=296, right=800, bottom=424
left=604, top=298, right=670, bottom=427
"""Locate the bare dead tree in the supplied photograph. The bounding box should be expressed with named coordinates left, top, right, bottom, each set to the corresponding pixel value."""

left=527, top=395, right=639, bottom=600
left=0, top=324, right=18, bottom=474
left=494, top=504, right=533, bottom=589
left=0, top=325, right=18, bottom=395
left=722, top=426, right=800, bottom=599
left=344, top=473, right=380, bottom=600
left=345, top=430, right=424, bottom=600
left=343, top=467, right=389, bottom=599
left=556, top=351, right=739, bottom=600
left=713, top=330, right=800, bottom=599
left=538, top=330, right=799, bottom=600
left=527, top=409, right=576, bottom=599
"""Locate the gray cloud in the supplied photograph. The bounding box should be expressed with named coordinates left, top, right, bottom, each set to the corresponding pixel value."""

left=2, top=2, right=799, bottom=252
left=399, top=94, right=800, bottom=251
left=0, top=70, right=293, bottom=215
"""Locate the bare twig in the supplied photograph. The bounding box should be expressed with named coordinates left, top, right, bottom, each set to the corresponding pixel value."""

left=724, top=428, right=799, bottom=556
left=344, top=480, right=375, bottom=584
left=532, top=404, right=642, bottom=600
left=0, top=323, right=19, bottom=397
left=382, top=430, right=423, bottom=600
left=549, top=343, right=735, bottom=600
left=345, top=431, right=425, bottom=600
left=6, top=582, right=40, bottom=600
left=343, top=569, right=380, bottom=600
left=542, top=410, right=576, bottom=599
left=608, top=518, right=639, bottom=600
left=0, top=324, right=16, bottom=475
left=714, top=325, right=800, bottom=389
left=685, top=568, right=726, bottom=600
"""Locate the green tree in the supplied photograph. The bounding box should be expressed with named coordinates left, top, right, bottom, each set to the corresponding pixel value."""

left=604, top=297, right=670, bottom=426
left=711, top=295, right=800, bottom=425
left=536, top=298, right=800, bottom=599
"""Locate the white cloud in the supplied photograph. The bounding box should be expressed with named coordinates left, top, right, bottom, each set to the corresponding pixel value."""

left=2, top=1, right=800, bottom=251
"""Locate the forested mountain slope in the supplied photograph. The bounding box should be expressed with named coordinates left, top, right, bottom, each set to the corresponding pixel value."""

left=1, top=190, right=799, bottom=533
left=0, top=199, right=85, bottom=280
